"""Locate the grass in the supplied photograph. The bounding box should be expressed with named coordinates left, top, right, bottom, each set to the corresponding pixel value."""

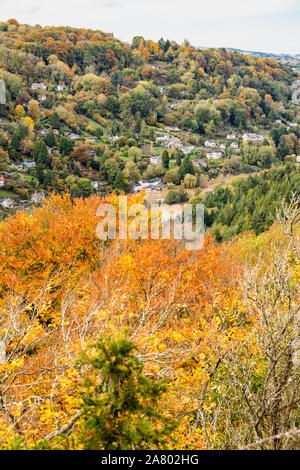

left=0, top=189, right=17, bottom=198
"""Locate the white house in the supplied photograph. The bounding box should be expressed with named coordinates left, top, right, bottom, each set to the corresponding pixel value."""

left=297, top=156, right=300, bottom=164
left=149, top=156, right=162, bottom=166
left=92, top=181, right=105, bottom=190
left=57, top=84, right=66, bottom=91
left=31, top=83, right=47, bottom=91
left=204, top=140, right=216, bottom=148
left=0, top=177, right=5, bottom=187
left=206, top=152, right=223, bottom=160
left=31, top=192, right=45, bottom=204
left=243, top=133, right=264, bottom=142
left=230, top=142, right=239, bottom=149
left=0, top=198, right=14, bottom=209
left=226, top=134, right=236, bottom=140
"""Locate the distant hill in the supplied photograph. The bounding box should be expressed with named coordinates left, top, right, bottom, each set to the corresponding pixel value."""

left=225, top=48, right=300, bottom=71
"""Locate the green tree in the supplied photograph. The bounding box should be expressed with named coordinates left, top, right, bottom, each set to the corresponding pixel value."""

left=77, top=334, right=176, bottom=450
left=178, top=155, right=194, bottom=182
left=162, top=149, right=169, bottom=169
left=60, top=136, right=74, bottom=156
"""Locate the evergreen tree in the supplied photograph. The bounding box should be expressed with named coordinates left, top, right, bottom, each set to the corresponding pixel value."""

left=162, top=149, right=169, bottom=169
left=60, top=136, right=74, bottom=156
left=77, top=334, right=176, bottom=450
left=178, top=155, right=194, bottom=182
left=44, top=130, right=56, bottom=147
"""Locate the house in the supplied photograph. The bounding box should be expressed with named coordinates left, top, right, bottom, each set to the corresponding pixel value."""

left=57, top=84, right=67, bottom=91
left=92, top=181, right=105, bottom=190
left=206, top=152, right=223, bottom=160
left=168, top=102, right=183, bottom=110
left=290, top=123, right=297, bottom=128
left=230, top=142, right=239, bottom=150
left=87, top=136, right=99, bottom=143
left=243, top=133, right=264, bottom=142
left=297, top=156, right=300, bottom=164
left=38, top=129, right=49, bottom=137
left=226, top=134, right=236, bottom=140
left=0, top=198, right=14, bottom=209
left=37, top=95, right=47, bottom=102
left=88, top=149, right=97, bottom=158
left=204, top=140, right=216, bottom=148
left=31, top=192, right=45, bottom=204
left=31, top=83, right=47, bottom=91
left=68, top=133, right=80, bottom=140
left=149, top=156, right=162, bottom=166
left=275, top=119, right=282, bottom=124
left=0, top=177, right=5, bottom=187
left=21, top=161, right=36, bottom=169
left=220, top=143, right=226, bottom=150
left=192, top=158, right=207, bottom=169
left=133, top=178, right=163, bottom=192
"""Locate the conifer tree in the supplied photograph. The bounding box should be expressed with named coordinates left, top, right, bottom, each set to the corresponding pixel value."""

left=77, top=334, right=176, bottom=450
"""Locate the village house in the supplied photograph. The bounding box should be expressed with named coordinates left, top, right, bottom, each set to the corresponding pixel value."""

left=220, top=143, right=227, bottom=150
left=37, top=95, right=47, bottom=102
left=204, top=140, right=216, bottom=148
left=31, top=83, right=47, bottom=91
left=31, top=192, right=45, bottom=204
left=67, top=133, right=80, bottom=140
left=297, top=156, right=300, bottom=164
left=149, top=155, right=162, bottom=166
left=0, top=198, right=14, bottom=209
left=92, top=181, right=105, bottom=190
left=206, top=151, right=223, bottom=160
left=21, top=161, right=36, bottom=169
left=0, top=177, right=5, bottom=187
left=57, top=84, right=67, bottom=91
left=87, top=136, right=99, bottom=143
left=243, top=133, right=264, bottom=142
left=88, top=149, right=97, bottom=158
left=230, top=142, right=239, bottom=150
left=192, top=158, right=207, bottom=169
left=226, top=134, right=236, bottom=140
left=168, top=102, right=183, bottom=110
left=133, top=178, right=163, bottom=192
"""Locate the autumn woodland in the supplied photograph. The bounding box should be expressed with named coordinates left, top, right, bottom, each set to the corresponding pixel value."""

left=0, top=18, right=299, bottom=450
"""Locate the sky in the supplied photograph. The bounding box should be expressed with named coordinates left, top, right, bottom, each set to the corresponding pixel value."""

left=1, top=0, right=300, bottom=54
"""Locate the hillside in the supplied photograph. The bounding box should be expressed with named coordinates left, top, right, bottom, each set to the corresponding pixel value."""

left=0, top=19, right=299, bottom=220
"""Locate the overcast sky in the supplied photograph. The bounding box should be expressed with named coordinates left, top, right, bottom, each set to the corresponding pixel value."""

left=1, top=0, right=300, bottom=54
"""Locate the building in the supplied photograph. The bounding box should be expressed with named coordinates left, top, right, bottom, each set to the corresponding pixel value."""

left=149, top=156, right=162, bottom=166
left=206, top=152, right=223, bottom=160
left=57, top=84, right=66, bottom=91
left=37, top=95, right=47, bottom=102
left=21, top=161, right=36, bottom=169
left=230, top=142, right=239, bottom=150
left=92, top=181, right=105, bottom=190
left=243, top=133, right=264, bottom=142
left=0, top=177, right=5, bottom=187
left=297, top=156, right=300, bottom=164
left=31, top=192, right=45, bottom=204
left=31, top=83, right=47, bottom=91
left=192, top=158, right=207, bottom=169
left=204, top=140, right=216, bottom=148
left=133, top=178, right=163, bottom=192
left=226, top=134, right=236, bottom=140
left=0, top=198, right=14, bottom=209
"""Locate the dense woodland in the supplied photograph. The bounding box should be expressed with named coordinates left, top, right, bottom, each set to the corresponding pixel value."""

left=0, top=20, right=299, bottom=450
